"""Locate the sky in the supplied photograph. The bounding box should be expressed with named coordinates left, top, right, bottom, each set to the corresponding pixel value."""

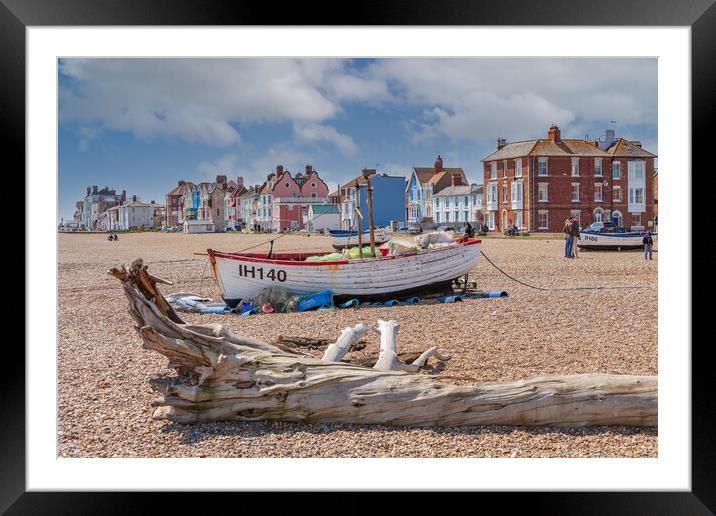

left=58, top=58, right=657, bottom=222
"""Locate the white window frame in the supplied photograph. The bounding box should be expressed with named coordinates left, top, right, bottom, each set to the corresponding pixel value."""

left=594, top=183, right=603, bottom=202
left=612, top=161, right=621, bottom=179
left=594, top=158, right=603, bottom=177
left=538, top=158, right=548, bottom=176
left=502, top=183, right=508, bottom=204
left=490, top=162, right=497, bottom=180
left=594, top=207, right=604, bottom=222
left=571, top=183, right=580, bottom=202
left=514, top=159, right=522, bottom=178
left=629, top=187, right=645, bottom=204
left=538, top=210, right=549, bottom=230
left=515, top=211, right=523, bottom=229
left=628, top=160, right=646, bottom=181
left=537, top=183, right=549, bottom=202
left=571, top=158, right=580, bottom=177
left=503, top=160, right=508, bottom=178
left=613, top=186, right=622, bottom=202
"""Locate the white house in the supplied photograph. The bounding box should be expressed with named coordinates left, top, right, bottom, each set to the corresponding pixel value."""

left=307, top=204, right=341, bottom=232
left=432, top=184, right=484, bottom=225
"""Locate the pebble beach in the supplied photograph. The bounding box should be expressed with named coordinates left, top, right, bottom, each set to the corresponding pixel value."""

left=58, top=232, right=658, bottom=458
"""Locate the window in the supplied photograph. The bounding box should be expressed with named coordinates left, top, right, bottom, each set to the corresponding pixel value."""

left=538, top=211, right=549, bottom=229
left=632, top=213, right=642, bottom=226
left=594, top=183, right=603, bottom=202
left=502, top=184, right=508, bottom=204
left=571, top=158, right=580, bottom=176
left=515, top=159, right=522, bottom=177
left=571, top=183, right=580, bottom=202
left=409, top=206, right=417, bottom=219
left=511, top=181, right=523, bottom=207
left=612, top=161, right=621, bottom=179
left=613, top=186, right=622, bottom=202
left=570, top=210, right=581, bottom=225
left=464, top=196, right=469, bottom=207
left=490, top=162, right=497, bottom=180
left=515, top=211, right=523, bottom=228
left=311, top=182, right=317, bottom=188
left=311, top=193, right=317, bottom=198
left=594, top=158, right=602, bottom=177
left=629, top=187, right=645, bottom=204
left=503, top=160, right=508, bottom=178
left=538, top=183, right=549, bottom=202
left=464, top=211, right=469, bottom=221
left=628, top=161, right=645, bottom=180
left=593, top=208, right=604, bottom=222
left=538, top=158, right=548, bottom=176
left=434, top=199, right=439, bottom=211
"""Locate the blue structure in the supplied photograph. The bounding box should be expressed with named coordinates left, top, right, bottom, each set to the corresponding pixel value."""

left=358, top=173, right=406, bottom=228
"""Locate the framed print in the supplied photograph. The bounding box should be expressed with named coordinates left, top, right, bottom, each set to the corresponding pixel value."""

left=4, top=0, right=711, bottom=512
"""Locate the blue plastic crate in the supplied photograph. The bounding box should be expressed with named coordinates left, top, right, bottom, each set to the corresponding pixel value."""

left=296, top=290, right=334, bottom=312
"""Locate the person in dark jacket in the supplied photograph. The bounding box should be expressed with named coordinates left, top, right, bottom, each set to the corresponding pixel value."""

left=463, top=222, right=475, bottom=238
left=570, top=218, right=581, bottom=258
left=643, top=231, right=654, bottom=260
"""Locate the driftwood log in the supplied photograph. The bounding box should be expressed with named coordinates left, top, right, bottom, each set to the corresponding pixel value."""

left=109, top=259, right=657, bottom=427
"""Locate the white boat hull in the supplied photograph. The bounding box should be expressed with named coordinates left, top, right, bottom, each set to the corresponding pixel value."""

left=578, top=231, right=651, bottom=250
left=208, top=239, right=481, bottom=304
left=329, top=227, right=393, bottom=249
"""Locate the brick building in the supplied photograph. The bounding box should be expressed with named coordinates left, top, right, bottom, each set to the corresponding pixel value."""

left=482, top=125, right=656, bottom=232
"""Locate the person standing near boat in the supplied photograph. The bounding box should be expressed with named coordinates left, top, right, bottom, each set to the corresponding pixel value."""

left=463, top=222, right=475, bottom=238
left=643, top=231, right=654, bottom=260
left=570, top=218, right=581, bottom=258
left=564, top=217, right=574, bottom=258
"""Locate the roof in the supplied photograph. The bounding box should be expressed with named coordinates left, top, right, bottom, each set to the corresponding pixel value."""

left=310, top=204, right=340, bottom=215
left=122, top=200, right=153, bottom=208
left=433, top=184, right=483, bottom=197
left=342, top=170, right=377, bottom=189
left=482, top=138, right=611, bottom=161
left=167, top=181, right=195, bottom=196
left=605, top=138, right=657, bottom=158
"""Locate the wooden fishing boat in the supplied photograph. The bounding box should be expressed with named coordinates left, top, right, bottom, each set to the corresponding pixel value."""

left=328, top=227, right=393, bottom=249
left=207, top=238, right=481, bottom=307
left=578, top=222, right=653, bottom=250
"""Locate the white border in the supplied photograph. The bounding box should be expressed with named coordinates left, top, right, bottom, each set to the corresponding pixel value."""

left=28, top=27, right=690, bottom=491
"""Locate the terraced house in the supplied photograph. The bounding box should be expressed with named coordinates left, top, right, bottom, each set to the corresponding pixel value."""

left=406, top=155, right=468, bottom=225
left=482, top=125, right=656, bottom=232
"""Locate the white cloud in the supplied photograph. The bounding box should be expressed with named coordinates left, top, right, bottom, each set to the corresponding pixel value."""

left=60, top=58, right=346, bottom=147
left=368, top=58, right=657, bottom=144
left=293, top=122, right=357, bottom=156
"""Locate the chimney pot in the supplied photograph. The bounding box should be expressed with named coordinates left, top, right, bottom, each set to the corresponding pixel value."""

left=548, top=125, right=561, bottom=142
left=276, top=165, right=284, bottom=175
left=497, top=138, right=507, bottom=150
left=305, top=164, right=312, bottom=174
left=434, top=155, right=443, bottom=173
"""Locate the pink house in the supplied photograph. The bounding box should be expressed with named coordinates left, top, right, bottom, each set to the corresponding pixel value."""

left=270, top=165, right=329, bottom=230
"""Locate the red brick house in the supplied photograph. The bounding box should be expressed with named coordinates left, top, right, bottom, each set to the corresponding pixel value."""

left=482, top=125, right=656, bottom=232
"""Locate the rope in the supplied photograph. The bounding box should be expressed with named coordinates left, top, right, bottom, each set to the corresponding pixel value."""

left=231, top=210, right=331, bottom=255
left=198, top=256, right=210, bottom=296
left=479, top=250, right=652, bottom=291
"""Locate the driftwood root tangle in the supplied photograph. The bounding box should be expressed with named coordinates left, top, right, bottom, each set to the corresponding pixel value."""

left=110, top=259, right=658, bottom=427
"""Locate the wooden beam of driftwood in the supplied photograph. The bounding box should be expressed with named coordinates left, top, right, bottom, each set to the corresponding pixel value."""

left=110, top=259, right=658, bottom=427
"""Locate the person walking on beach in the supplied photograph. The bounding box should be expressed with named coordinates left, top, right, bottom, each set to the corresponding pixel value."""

left=564, top=217, right=574, bottom=258
left=643, top=231, right=654, bottom=260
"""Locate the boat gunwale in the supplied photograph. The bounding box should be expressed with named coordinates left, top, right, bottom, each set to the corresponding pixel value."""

left=208, top=238, right=481, bottom=267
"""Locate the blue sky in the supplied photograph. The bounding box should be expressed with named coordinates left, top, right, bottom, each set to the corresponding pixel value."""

left=58, top=58, right=657, bottom=222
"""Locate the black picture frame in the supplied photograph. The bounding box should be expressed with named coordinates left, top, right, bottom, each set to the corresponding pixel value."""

left=4, top=0, right=709, bottom=512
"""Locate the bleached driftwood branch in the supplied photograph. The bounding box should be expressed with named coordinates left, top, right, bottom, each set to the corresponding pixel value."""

left=109, top=259, right=657, bottom=427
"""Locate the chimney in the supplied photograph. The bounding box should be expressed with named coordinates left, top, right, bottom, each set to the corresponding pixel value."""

left=236, top=176, right=244, bottom=189
left=92, top=185, right=98, bottom=194
left=497, top=138, right=507, bottom=150
left=132, top=195, right=137, bottom=202
left=605, top=129, right=615, bottom=145
left=151, top=200, right=155, bottom=204
left=547, top=124, right=561, bottom=143
left=122, top=190, right=127, bottom=202
left=276, top=165, right=284, bottom=176
left=451, top=172, right=465, bottom=187
left=86, top=187, right=91, bottom=196
left=434, top=155, right=443, bottom=173
left=216, top=175, right=227, bottom=185
left=305, top=164, right=313, bottom=174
